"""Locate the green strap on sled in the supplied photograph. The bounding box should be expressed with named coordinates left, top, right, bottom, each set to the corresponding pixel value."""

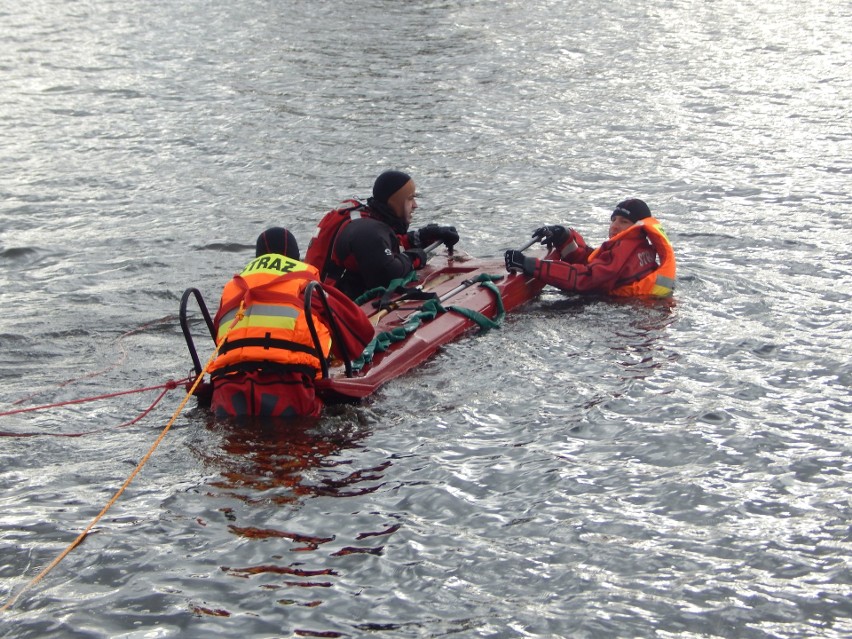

left=352, top=274, right=505, bottom=372
left=354, top=271, right=419, bottom=306
left=446, top=276, right=505, bottom=330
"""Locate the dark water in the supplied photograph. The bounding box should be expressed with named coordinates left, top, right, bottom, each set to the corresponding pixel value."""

left=2, top=0, right=851, bottom=637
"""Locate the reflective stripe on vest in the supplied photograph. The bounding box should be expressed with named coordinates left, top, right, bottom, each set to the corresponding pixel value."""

left=590, top=217, right=676, bottom=298
left=216, top=304, right=301, bottom=343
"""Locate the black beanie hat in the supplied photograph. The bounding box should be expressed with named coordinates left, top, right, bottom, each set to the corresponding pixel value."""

left=612, top=198, right=652, bottom=223
left=255, top=227, right=300, bottom=259
left=372, top=170, right=412, bottom=204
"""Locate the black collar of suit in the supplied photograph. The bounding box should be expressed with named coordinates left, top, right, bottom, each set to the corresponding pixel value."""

left=366, top=197, right=409, bottom=235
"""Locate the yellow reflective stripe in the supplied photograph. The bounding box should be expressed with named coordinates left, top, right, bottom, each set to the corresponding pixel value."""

left=217, top=309, right=239, bottom=341
left=216, top=305, right=300, bottom=341
left=218, top=308, right=239, bottom=329
left=216, top=316, right=298, bottom=342
left=652, top=223, right=671, bottom=243
left=655, top=275, right=675, bottom=290
left=651, top=284, right=673, bottom=298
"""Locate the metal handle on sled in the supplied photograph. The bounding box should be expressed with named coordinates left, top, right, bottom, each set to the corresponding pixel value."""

left=393, top=236, right=541, bottom=321
left=517, top=237, right=538, bottom=252
left=424, top=240, right=443, bottom=254
left=367, top=241, right=448, bottom=325
left=179, top=287, right=217, bottom=376
left=304, top=281, right=354, bottom=379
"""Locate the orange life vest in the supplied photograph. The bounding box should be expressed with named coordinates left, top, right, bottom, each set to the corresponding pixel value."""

left=209, top=254, right=332, bottom=377
left=589, top=217, right=676, bottom=298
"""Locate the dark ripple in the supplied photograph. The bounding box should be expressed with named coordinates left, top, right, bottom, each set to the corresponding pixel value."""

left=0, top=246, right=39, bottom=260
left=198, top=242, right=252, bottom=253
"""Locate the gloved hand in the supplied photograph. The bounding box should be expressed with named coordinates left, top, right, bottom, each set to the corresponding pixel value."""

left=403, top=248, right=429, bottom=269
left=418, top=223, right=460, bottom=249
left=531, top=225, right=568, bottom=249
left=505, top=250, right=533, bottom=275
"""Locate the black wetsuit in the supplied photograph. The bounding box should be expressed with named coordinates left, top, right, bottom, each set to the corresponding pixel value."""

left=330, top=200, right=416, bottom=300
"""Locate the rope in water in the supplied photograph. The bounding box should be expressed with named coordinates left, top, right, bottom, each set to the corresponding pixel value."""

left=8, top=316, right=176, bottom=408
left=0, top=305, right=243, bottom=613
left=0, top=378, right=193, bottom=438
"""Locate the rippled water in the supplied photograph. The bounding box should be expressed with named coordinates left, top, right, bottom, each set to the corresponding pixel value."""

left=2, top=0, right=851, bottom=637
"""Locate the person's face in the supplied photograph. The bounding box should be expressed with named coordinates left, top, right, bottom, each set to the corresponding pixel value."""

left=387, top=180, right=418, bottom=226
left=609, top=215, right=633, bottom=238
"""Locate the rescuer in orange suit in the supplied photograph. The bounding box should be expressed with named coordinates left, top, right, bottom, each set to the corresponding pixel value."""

left=505, top=198, right=676, bottom=298
left=209, top=227, right=375, bottom=419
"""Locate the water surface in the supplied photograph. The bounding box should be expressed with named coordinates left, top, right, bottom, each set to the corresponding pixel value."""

left=1, top=1, right=851, bottom=637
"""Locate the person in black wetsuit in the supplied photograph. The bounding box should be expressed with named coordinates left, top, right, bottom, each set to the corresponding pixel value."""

left=328, top=170, right=459, bottom=299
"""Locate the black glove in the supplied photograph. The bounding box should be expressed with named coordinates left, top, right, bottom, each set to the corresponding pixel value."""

left=403, top=248, right=428, bottom=269
left=532, top=225, right=568, bottom=248
left=418, top=223, right=459, bottom=249
left=505, top=250, right=533, bottom=275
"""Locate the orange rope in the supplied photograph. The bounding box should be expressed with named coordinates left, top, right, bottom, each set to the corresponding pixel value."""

left=0, top=370, right=207, bottom=613
left=0, top=305, right=243, bottom=613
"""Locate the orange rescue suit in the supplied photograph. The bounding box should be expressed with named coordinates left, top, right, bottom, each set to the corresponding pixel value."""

left=533, top=217, right=676, bottom=298
left=590, top=217, right=676, bottom=298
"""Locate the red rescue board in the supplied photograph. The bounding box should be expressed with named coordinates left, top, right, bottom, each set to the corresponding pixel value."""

left=315, top=248, right=548, bottom=403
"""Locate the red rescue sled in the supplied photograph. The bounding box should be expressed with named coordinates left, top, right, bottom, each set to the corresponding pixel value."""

left=314, top=247, right=547, bottom=403
left=179, top=246, right=550, bottom=406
